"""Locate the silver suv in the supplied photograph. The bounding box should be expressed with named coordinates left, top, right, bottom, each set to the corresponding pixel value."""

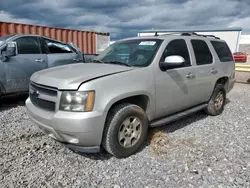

left=25, top=32, right=235, bottom=158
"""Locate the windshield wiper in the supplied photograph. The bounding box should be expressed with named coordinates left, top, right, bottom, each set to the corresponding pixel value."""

left=105, top=61, right=132, bottom=67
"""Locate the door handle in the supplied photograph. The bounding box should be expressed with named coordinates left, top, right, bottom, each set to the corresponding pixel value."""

left=35, top=59, right=44, bottom=63
left=186, top=72, right=195, bottom=79
left=211, top=68, right=218, bottom=74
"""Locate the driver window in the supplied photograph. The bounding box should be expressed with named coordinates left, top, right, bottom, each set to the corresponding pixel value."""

left=161, top=39, right=191, bottom=67
left=15, top=37, right=41, bottom=54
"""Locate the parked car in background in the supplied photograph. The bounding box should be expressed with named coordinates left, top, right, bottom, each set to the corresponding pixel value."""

left=0, top=34, right=84, bottom=97
left=84, top=54, right=98, bottom=62
left=233, top=52, right=248, bottom=62
left=26, top=33, right=235, bottom=158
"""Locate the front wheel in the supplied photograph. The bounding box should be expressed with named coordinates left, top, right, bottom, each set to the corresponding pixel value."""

left=102, top=103, right=148, bottom=158
left=205, top=84, right=226, bottom=116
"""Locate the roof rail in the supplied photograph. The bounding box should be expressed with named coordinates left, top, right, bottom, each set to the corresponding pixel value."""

left=154, top=32, right=184, bottom=36
left=205, top=35, right=220, bottom=39
left=154, top=31, right=220, bottom=39
left=181, top=32, right=220, bottom=39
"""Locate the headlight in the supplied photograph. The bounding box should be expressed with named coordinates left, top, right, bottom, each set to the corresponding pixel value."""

left=59, top=91, right=95, bottom=112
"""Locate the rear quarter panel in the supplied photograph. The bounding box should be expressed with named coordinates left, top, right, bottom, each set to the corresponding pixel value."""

left=218, top=60, right=235, bottom=93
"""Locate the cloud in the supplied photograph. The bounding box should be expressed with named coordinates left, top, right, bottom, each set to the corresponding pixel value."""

left=0, top=0, right=250, bottom=40
left=230, top=17, right=250, bottom=32
left=0, top=11, right=38, bottom=25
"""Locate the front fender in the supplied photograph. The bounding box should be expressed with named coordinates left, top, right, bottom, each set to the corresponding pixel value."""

left=78, top=67, right=156, bottom=120
left=103, top=90, right=155, bottom=120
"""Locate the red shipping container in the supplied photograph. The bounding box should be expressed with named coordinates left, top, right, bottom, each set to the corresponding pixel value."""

left=0, top=21, right=110, bottom=54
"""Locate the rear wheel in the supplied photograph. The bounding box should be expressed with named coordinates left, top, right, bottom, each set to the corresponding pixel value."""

left=102, top=103, right=148, bottom=158
left=205, top=84, right=226, bottom=116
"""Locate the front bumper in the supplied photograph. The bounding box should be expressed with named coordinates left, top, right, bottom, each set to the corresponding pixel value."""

left=25, top=97, right=106, bottom=153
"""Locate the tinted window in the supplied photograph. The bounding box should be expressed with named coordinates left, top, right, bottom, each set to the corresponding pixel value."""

left=211, top=41, right=233, bottom=62
left=15, top=37, right=41, bottom=54
left=191, top=40, right=213, bottom=65
left=44, top=39, right=73, bottom=53
left=161, top=39, right=191, bottom=67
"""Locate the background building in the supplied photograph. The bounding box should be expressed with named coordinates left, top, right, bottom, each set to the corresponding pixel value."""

left=239, top=35, right=250, bottom=53
left=239, top=34, right=250, bottom=63
left=138, top=27, right=242, bottom=53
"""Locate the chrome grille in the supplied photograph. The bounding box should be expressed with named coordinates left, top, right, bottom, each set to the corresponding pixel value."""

left=29, top=82, right=58, bottom=112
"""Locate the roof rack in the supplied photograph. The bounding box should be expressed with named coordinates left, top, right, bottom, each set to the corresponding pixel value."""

left=154, top=32, right=220, bottom=39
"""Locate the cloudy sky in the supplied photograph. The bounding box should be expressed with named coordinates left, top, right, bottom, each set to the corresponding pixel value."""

left=0, top=0, right=250, bottom=40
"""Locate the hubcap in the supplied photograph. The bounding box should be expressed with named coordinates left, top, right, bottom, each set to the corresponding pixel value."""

left=118, top=116, right=142, bottom=148
left=214, top=91, right=224, bottom=110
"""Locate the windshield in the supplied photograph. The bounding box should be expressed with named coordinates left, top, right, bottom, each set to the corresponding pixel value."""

left=0, top=34, right=16, bottom=46
left=95, top=39, right=163, bottom=67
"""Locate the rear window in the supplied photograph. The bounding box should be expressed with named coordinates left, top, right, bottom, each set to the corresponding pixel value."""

left=211, top=41, right=234, bottom=62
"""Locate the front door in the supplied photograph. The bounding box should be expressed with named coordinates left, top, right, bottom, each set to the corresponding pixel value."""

left=3, top=36, right=47, bottom=92
left=154, top=39, right=198, bottom=118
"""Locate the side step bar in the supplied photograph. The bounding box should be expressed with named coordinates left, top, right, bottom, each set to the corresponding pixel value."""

left=150, top=104, right=208, bottom=127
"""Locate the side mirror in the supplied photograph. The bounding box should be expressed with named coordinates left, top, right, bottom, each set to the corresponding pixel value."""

left=6, top=42, right=17, bottom=57
left=160, top=55, right=184, bottom=70
left=0, top=42, right=17, bottom=62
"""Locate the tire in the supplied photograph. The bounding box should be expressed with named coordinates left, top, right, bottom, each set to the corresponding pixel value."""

left=205, top=84, right=226, bottom=116
left=102, top=103, right=148, bottom=158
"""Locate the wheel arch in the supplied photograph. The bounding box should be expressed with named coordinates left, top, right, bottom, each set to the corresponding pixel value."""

left=105, top=92, right=152, bottom=114
left=103, top=92, right=153, bottom=125
left=215, top=76, right=229, bottom=86
left=214, top=76, right=229, bottom=92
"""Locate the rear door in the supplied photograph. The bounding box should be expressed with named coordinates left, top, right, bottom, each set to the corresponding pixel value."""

left=3, top=36, right=48, bottom=92
left=190, top=39, right=219, bottom=104
left=41, top=37, right=79, bottom=67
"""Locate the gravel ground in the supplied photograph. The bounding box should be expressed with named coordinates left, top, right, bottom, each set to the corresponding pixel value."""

left=0, top=83, right=250, bottom=188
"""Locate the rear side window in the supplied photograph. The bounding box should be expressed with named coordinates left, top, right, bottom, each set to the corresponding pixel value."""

left=211, top=41, right=234, bottom=62
left=44, top=39, right=73, bottom=54
left=15, top=37, right=41, bottom=54
left=191, top=40, right=213, bottom=65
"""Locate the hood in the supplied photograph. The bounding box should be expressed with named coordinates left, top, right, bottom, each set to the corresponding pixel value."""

left=30, top=63, right=135, bottom=90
